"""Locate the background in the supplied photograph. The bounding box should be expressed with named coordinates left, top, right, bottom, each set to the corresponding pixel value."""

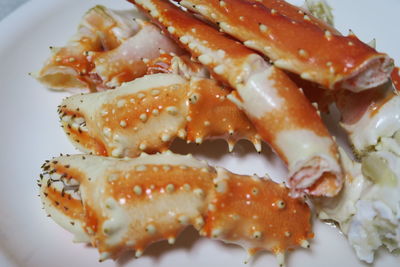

left=0, top=0, right=27, bottom=20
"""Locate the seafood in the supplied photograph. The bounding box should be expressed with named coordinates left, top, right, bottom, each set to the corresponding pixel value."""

left=34, top=6, right=183, bottom=92
left=316, top=147, right=400, bottom=263
left=177, top=0, right=393, bottom=91
left=311, top=79, right=400, bottom=262
left=130, top=0, right=343, bottom=197
left=32, top=0, right=400, bottom=265
left=87, top=21, right=184, bottom=89
left=38, top=153, right=313, bottom=265
left=273, top=4, right=400, bottom=261
left=34, top=5, right=140, bottom=92
left=58, top=73, right=261, bottom=157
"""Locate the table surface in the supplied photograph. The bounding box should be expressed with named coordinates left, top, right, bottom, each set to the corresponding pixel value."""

left=0, top=0, right=28, bottom=21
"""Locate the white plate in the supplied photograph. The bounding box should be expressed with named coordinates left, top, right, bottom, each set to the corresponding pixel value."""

left=0, top=0, right=399, bottom=266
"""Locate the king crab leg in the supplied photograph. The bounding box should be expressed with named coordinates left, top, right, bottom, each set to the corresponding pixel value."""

left=177, top=0, right=393, bottom=91
left=58, top=73, right=261, bottom=157
left=129, top=0, right=343, bottom=197
left=38, top=152, right=313, bottom=265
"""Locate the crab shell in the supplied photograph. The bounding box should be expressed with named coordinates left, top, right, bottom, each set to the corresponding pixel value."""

left=177, top=0, right=393, bottom=92
left=58, top=73, right=261, bottom=157
left=129, top=0, right=343, bottom=198
left=338, top=84, right=400, bottom=155
left=34, top=5, right=140, bottom=92
left=38, top=152, right=313, bottom=264
left=252, top=0, right=339, bottom=33
left=34, top=6, right=184, bottom=92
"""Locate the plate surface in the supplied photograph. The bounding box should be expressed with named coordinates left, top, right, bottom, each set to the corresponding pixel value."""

left=0, top=0, right=399, bottom=266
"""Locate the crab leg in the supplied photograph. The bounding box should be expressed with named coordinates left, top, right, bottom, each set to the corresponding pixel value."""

left=87, top=21, right=185, bottom=89
left=177, top=0, right=393, bottom=91
left=38, top=153, right=313, bottom=264
left=34, top=5, right=140, bottom=92
left=58, top=73, right=261, bottom=157
left=129, top=0, right=342, bottom=197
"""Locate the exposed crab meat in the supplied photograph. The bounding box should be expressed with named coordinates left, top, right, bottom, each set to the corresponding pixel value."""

left=58, top=73, right=261, bottom=157
left=338, top=84, right=400, bottom=156
left=316, top=147, right=400, bottom=263
left=129, top=0, right=342, bottom=197
left=38, top=153, right=313, bottom=264
left=177, top=0, right=393, bottom=91
left=88, top=22, right=185, bottom=89
left=34, top=5, right=140, bottom=92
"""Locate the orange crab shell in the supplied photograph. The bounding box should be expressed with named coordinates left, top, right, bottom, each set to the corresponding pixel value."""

left=39, top=153, right=313, bottom=262
left=35, top=5, right=140, bottom=92
left=178, top=0, right=393, bottom=91
left=58, top=73, right=261, bottom=157
left=130, top=0, right=343, bottom=198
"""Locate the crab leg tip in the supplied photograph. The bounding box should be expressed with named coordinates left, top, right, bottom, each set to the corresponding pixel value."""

left=254, top=142, right=262, bottom=153
left=228, top=142, right=235, bottom=152
left=300, top=239, right=311, bottom=249
left=168, top=237, right=176, bottom=245
left=135, top=250, right=143, bottom=258
left=276, top=252, right=285, bottom=267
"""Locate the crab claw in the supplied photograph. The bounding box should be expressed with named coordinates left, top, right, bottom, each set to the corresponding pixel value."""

left=38, top=153, right=313, bottom=261
left=58, top=73, right=261, bottom=157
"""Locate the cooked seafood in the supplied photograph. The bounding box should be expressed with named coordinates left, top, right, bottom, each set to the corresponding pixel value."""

left=87, top=21, right=184, bottom=89
left=130, top=0, right=343, bottom=197
left=316, top=147, right=400, bottom=263
left=58, top=73, right=261, bottom=157
left=38, top=153, right=313, bottom=265
left=275, top=4, right=400, bottom=261
left=34, top=6, right=183, bottom=92
left=177, top=0, right=393, bottom=91
left=34, top=5, right=140, bottom=92
left=33, top=0, right=400, bottom=265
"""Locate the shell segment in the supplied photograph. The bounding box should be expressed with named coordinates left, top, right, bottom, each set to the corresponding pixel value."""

left=38, top=153, right=312, bottom=262
left=58, top=73, right=260, bottom=157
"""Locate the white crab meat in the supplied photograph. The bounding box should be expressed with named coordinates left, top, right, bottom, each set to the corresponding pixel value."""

left=317, top=147, right=400, bottom=263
